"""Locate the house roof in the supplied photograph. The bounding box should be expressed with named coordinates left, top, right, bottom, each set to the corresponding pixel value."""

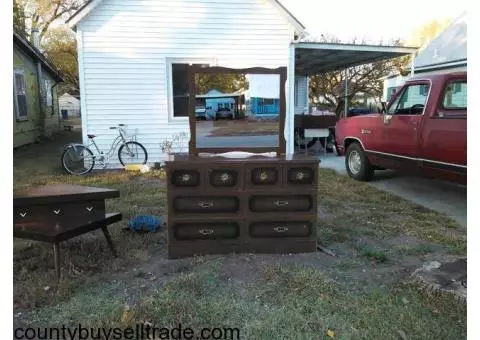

left=66, top=0, right=305, bottom=34
left=13, top=30, right=63, bottom=82
left=413, top=11, right=467, bottom=70
left=294, top=41, right=418, bottom=75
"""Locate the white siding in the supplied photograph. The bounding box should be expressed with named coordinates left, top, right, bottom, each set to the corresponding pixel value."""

left=77, top=0, right=295, bottom=167
left=294, top=76, right=307, bottom=114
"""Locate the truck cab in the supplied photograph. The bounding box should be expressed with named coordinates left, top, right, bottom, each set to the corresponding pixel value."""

left=335, top=72, right=467, bottom=184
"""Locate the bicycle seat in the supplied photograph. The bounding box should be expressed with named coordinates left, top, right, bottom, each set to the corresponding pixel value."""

left=87, top=134, right=96, bottom=139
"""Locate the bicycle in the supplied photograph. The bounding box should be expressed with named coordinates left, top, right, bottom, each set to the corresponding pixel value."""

left=61, top=124, right=148, bottom=175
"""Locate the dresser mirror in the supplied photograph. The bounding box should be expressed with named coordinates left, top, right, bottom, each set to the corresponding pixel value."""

left=188, top=66, right=287, bottom=155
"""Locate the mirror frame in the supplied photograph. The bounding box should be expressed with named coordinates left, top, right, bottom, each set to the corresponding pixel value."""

left=187, top=66, right=287, bottom=155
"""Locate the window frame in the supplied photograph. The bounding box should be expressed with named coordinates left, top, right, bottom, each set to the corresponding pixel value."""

left=14, top=69, right=28, bottom=121
left=386, top=80, right=432, bottom=116
left=440, top=79, right=467, bottom=112
left=166, top=58, right=215, bottom=122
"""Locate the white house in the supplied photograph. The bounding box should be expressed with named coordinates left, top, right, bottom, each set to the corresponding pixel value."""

left=59, top=93, right=81, bottom=119
left=383, top=11, right=466, bottom=102
left=67, top=0, right=416, bottom=167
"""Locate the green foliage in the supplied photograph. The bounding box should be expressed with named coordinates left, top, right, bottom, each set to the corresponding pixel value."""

left=196, top=74, right=248, bottom=94
left=42, top=25, right=79, bottom=93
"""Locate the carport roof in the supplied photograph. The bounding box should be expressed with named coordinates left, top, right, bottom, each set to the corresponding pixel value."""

left=294, top=42, right=418, bottom=75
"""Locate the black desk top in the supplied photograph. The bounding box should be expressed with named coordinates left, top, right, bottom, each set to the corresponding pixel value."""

left=14, top=184, right=120, bottom=207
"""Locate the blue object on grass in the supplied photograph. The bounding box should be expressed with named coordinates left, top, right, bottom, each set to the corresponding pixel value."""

left=128, top=215, right=163, bottom=232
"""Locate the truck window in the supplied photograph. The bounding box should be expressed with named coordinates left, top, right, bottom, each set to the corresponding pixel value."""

left=442, top=80, right=467, bottom=110
left=387, top=83, right=430, bottom=115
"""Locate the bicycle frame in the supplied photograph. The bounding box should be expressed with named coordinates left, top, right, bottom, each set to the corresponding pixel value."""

left=87, top=127, right=136, bottom=167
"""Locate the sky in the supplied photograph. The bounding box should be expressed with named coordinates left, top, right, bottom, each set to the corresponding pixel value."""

left=279, top=0, right=467, bottom=43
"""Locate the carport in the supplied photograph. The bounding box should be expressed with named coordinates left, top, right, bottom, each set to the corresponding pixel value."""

left=285, top=42, right=418, bottom=154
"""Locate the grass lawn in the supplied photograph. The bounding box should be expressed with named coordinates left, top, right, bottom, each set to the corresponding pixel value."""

left=13, top=131, right=466, bottom=339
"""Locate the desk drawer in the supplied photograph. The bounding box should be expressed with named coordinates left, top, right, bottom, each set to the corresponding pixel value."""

left=173, top=196, right=240, bottom=214
left=249, top=195, right=313, bottom=213
left=14, top=200, right=105, bottom=224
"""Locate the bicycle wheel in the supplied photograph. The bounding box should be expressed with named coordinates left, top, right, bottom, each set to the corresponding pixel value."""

left=61, top=145, right=95, bottom=175
left=118, top=141, right=148, bottom=166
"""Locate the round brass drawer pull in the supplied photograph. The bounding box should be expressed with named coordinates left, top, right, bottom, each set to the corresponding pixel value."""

left=274, top=226, right=289, bottom=233
left=199, top=229, right=214, bottom=235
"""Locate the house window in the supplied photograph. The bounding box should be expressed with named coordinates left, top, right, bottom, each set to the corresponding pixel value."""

left=14, top=70, right=28, bottom=121
left=45, top=79, right=53, bottom=108
left=170, top=62, right=209, bottom=118
left=442, top=80, right=467, bottom=110
left=263, top=98, right=274, bottom=105
left=294, top=78, right=299, bottom=106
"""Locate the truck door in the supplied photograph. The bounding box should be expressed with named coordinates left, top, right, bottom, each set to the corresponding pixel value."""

left=419, top=76, right=467, bottom=179
left=376, top=81, right=430, bottom=162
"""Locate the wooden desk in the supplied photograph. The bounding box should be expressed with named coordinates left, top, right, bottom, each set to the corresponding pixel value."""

left=13, top=184, right=122, bottom=282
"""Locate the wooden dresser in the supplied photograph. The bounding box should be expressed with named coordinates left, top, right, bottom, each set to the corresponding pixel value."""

left=165, top=154, right=319, bottom=259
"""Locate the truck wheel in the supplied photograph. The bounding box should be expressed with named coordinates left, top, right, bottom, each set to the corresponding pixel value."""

left=345, top=143, right=374, bottom=181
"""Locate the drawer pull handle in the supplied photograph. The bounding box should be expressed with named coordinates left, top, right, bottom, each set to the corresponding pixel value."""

left=19, top=212, right=27, bottom=218
left=198, top=201, right=214, bottom=208
left=274, top=226, right=289, bottom=233
left=199, top=229, right=214, bottom=235
left=86, top=206, right=94, bottom=212
left=273, top=200, right=289, bottom=207
left=53, top=209, right=61, bottom=215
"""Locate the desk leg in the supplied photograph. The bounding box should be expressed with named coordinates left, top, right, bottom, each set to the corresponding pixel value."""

left=102, top=226, right=117, bottom=257
left=53, top=243, right=60, bottom=282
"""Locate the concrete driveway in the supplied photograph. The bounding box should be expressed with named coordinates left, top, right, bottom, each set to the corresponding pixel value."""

left=319, top=155, right=467, bottom=228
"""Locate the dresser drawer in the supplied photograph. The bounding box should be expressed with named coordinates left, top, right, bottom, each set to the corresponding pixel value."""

left=249, top=221, right=313, bottom=238
left=247, top=166, right=282, bottom=187
left=286, top=166, right=317, bottom=186
left=14, top=200, right=105, bottom=224
left=173, top=221, right=240, bottom=240
left=169, top=169, right=202, bottom=188
left=249, top=195, right=313, bottom=212
left=173, top=196, right=240, bottom=214
left=207, top=165, right=243, bottom=190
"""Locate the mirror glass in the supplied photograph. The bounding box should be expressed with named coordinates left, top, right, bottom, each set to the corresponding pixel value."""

left=194, top=72, right=280, bottom=149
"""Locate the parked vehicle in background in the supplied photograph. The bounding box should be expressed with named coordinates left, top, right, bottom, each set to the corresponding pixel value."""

left=195, top=105, right=207, bottom=120
left=205, top=106, right=217, bottom=120
left=335, top=72, right=467, bottom=184
left=216, top=107, right=234, bottom=119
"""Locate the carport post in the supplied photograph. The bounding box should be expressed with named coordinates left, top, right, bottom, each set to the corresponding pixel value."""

left=344, top=68, right=348, bottom=118
left=410, top=52, right=415, bottom=76
left=287, top=44, right=296, bottom=155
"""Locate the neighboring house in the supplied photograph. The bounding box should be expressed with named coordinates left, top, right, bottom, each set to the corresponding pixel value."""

left=67, top=0, right=416, bottom=166
left=13, top=31, right=63, bottom=148
left=245, top=73, right=280, bottom=117
left=198, top=89, right=237, bottom=113
left=383, top=11, right=466, bottom=102
left=59, top=93, right=81, bottom=119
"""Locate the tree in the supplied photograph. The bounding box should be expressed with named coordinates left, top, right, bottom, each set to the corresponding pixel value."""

left=13, top=0, right=26, bottom=34
left=42, top=25, right=79, bottom=94
left=406, top=18, right=453, bottom=51
left=307, top=36, right=410, bottom=119
left=196, top=74, right=249, bottom=94
left=14, top=0, right=86, bottom=44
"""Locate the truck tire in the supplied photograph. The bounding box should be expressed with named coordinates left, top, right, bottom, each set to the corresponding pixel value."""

left=345, top=143, right=374, bottom=181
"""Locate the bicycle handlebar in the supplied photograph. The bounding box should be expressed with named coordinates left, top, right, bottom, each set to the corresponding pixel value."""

left=109, top=124, right=126, bottom=130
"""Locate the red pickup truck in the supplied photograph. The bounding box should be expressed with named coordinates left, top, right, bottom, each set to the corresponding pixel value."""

left=335, top=72, right=467, bottom=184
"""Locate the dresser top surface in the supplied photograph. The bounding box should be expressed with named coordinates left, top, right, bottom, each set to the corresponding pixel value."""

left=166, top=153, right=320, bottom=164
